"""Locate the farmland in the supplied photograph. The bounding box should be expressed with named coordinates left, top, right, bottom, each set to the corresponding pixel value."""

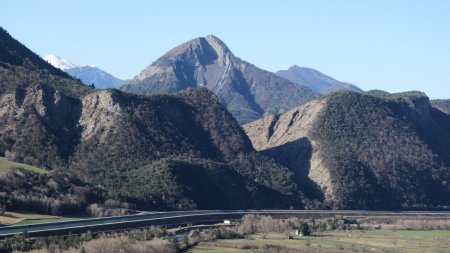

left=188, top=230, right=450, bottom=253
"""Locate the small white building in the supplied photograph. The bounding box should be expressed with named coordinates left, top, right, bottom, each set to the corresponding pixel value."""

left=294, top=229, right=304, bottom=237
left=223, top=220, right=231, bottom=224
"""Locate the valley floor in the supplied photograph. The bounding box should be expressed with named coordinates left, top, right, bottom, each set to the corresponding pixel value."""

left=187, top=230, right=450, bottom=253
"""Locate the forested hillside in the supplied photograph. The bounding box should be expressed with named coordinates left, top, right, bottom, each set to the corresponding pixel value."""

left=245, top=91, right=450, bottom=210
left=0, top=27, right=301, bottom=214
left=2, top=26, right=449, bottom=214
left=69, top=88, right=300, bottom=210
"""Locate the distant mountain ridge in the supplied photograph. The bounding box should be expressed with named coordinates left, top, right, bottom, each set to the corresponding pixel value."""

left=43, top=54, right=127, bottom=89
left=65, top=65, right=127, bottom=89
left=121, top=35, right=317, bottom=124
left=43, top=54, right=77, bottom=70
left=276, top=65, right=362, bottom=94
left=431, top=99, right=450, bottom=114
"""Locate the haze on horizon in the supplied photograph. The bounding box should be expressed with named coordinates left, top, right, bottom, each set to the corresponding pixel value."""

left=2, top=0, right=449, bottom=99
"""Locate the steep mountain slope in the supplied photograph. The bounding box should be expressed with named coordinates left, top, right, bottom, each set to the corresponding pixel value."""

left=44, top=54, right=127, bottom=89
left=0, top=29, right=69, bottom=79
left=0, top=28, right=90, bottom=98
left=70, top=88, right=299, bottom=210
left=0, top=28, right=301, bottom=212
left=0, top=28, right=102, bottom=214
left=276, top=65, right=362, bottom=94
left=121, top=35, right=317, bottom=124
left=245, top=90, right=450, bottom=210
left=431, top=99, right=450, bottom=114
left=0, top=27, right=91, bottom=168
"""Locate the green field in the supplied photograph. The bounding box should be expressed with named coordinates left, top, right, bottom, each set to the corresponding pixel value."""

left=13, top=216, right=82, bottom=226
left=0, top=211, right=83, bottom=226
left=13, top=250, right=49, bottom=253
left=0, top=157, right=46, bottom=174
left=0, top=211, right=57, bottom=225
left=187, top=230, right=450, bottom=253
left=188, top=248, right=252, bottom=253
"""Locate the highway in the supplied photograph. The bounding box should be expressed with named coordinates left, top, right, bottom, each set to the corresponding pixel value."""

left=1, top=210, right=449, bottom=238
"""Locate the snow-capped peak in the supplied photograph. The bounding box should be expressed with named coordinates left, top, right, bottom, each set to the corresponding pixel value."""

left=43, top=54, right=77, bottom=70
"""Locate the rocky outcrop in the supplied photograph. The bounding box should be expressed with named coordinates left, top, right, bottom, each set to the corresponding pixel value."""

left=244, top=98, right=333, bottom=199
left=0, top=84, right=81, bottom=168
left=121, top=35, right=317, bottom=124
left=79, top=90, right=122, bottom=142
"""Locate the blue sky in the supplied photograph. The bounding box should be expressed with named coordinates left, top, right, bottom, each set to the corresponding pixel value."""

left=2, top=1, right=449, bottom=99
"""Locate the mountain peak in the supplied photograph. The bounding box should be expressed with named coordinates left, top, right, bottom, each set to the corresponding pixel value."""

left=43, top=54, right=77, bottom=70
left=277, top=65, right=363, bottom=94
left=204, top=34, right=229, bottom=53
left=162, top=34, right=230, bottom=61
left=288, top=65, right=319, bottom=73
left=122, top=36, right=317, bottom=124
left=205, top=34, right=219, bottom=40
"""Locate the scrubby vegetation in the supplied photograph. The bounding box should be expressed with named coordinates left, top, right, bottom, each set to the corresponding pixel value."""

left=312, top=91, right=450, bottom=209
left=0, top=27, right=302, bottom=213
left=5, top=214, right=450, bottom=253
left=115, top=156, right=297, bottom=210
left=0, top=168, right=103, bottom=215
left=67, top=88, right=301, bottom=210
left=0, top=156, right=46, bottom=174
left=2, top=25, right=450, bottom=216
left=1, top=226, right=173, bottom=253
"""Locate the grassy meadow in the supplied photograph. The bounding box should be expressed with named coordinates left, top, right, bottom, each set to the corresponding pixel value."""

left=0, top=157, right=46, bottom=174
left=188, top=230, right=450, bottom=253
left=0, top=211, right=83, bottom=226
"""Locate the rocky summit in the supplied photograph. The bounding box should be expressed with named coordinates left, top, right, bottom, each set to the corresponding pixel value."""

left=121, top=35, right=317, bottom=124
